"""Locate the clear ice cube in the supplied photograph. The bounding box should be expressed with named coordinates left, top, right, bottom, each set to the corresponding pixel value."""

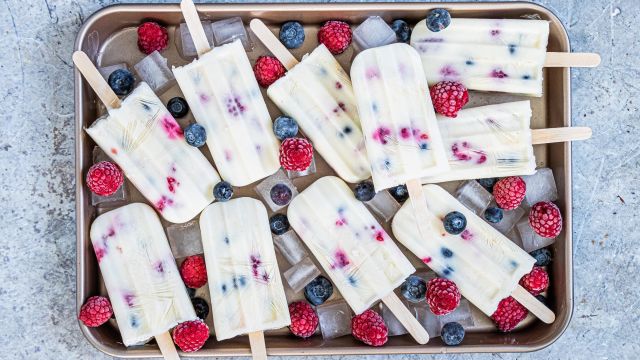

left=352, top=16, right=397, bottom=51
left=516, top=218, right=555, bottom=252
left=437, top=299, right=474, bottom=328
left=522, top=168, right=559, bottom=207
left=273, top=230, right=308, bottom=265
left=98, top=63, right=129, bottom=81
left=455, top=180, right=493, bottom=215
left=488, top=206, right=525, bottom=235
left=365, top=190, right=401, bottom=222
left=283, top=257, right=321, bottom=293
left=381, top=302, right=408, bottom=336
left=254, top=169, right=299, bottom=211
left=166, top=220, right=204, bottom=259
left=506, top=227, right=524, bottom=249
left=133, top=50, right=175, bottom=93
left=406, top=301, right=441, bottom=337
left=179, top=21, right=214, bottom=57
left=211, top=17, right=253, bottom=51
left=91, top=184, right=127, bottom=206
left=286, top=156, right=317, bottom=179
left=317, top=300, right=353, bottom=339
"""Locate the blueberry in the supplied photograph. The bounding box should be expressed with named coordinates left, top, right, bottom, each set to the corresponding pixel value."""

left=269, top=213, right=290, bottom=235
left=391, top=19, right=412, bottom=43
left=400, top=275, right=427, bottom=303
left=191, top=297, right=210, bottom=320
left=186, top=287, right=196, bottom=298
left=108, top=69, right=135, bottom=96
left=441, top=322, right=465, bottom=346
left=273, top=116, right=299, bottom=140
left=535, top=294, right=548, bottom=306
left=184, top=123, right=207, bottom=147
left=529, top=248, right=552, bottom=267
left=354, top=181, right=375, bottom=202
left=476, top=178, right=498, bottom=193
left=279, top=21, right=305, bottom=49
left=388, top=184, right=409, bottom=203
left=304, top=276, right=333, bottom=305
left=426, top=8, right=451, bottom=32
left=213, top=181, right=233, bottom=202
left=167, top=97, right=189, bottom=118
left=270, top=183, right=292, bottom=206
left=484, top=207, right=504, bottom=223
left=443, top=211, right=466, bottom=235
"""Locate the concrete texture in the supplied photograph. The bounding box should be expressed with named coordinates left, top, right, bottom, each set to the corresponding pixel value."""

left=0, top=0, right=637, bottom=359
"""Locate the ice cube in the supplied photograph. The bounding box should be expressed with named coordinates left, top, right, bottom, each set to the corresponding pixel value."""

left=317, top=300, right=353, bottom=339
left=455, top=180, right=493, bottom=215
left=364, top=190, right=401, bottom=222
left=506, top=227, right=524, bottom=249
left=381, top=302, right=408, bottom=336
left=211, top=17, right=253, bottom=51
left=406, top=301, right=441, bottom=337
left=283, top=257, right=321, bottom=292
left=286, top=155, right=317, bottom=179
left=437, top=299, right=474, bottom=328
left=522, top=168, right=559, bottom=207
left=166, top=220, right=204, bottom=259
left=516, top=218, right=555, bottom=252
left=273, top=230, right=308, bottom=265
left=254, top=169, right=299, bottom=211
left=91, top=184, right=127, bottom=206
left=98, top=63, right=129, bottom=81
left=133, top=51, right=175, bottom=93
left=352, top=16, right=397, bottom=51
left=178, top=21, right=214, bottom=57
left=488, top=206, right=525, bottom=235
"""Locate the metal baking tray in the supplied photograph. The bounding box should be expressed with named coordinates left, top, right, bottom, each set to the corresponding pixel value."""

left=75, top=2, right=573, bottom=357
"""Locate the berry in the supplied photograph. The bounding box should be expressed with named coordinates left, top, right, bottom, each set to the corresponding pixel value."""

left=426, top=278, right=461, bottom=315
left=288, top=301, right=319, bottom=338
left=493, top=176, right=526, bottom=210
left=253, top=56, right=286, bottom=87
left=484, top=207, right=504, bottom=224
left=425, top=9, right=451, bottom=32
left=180, top=255, right=208, bottom=289
left=167, top=97, right=189, bottom=118
left=107, top=69, right=134, bottom=96
left=388, top=184, right=409, bottom=203
left=476, top=178, right=498, bottom=193
left=429, top=81, right=469, bottom=117
left=529, top=248, right=552, bottom=267
left=269, top=213, right=290, bottom=235
left=273, top=116, right=299, bottom=140
left=270, top=183, right=293, bottom=206
left=86, top=161, right=124, bottom=196
left=519, top=266, right=549, bottom=296
left=191, top=297, right=210, bottom=320
left=137, top=21, right=168, bottom=54
left=172, top=319, right=209, bottom=352
left=279, top=21, right=305, bottom=49
left=354, top=181, right=375, bottom=202
left=443, top=211, right=466, bottom=235
left=529, top=201, right=563, bottom=238
left=441, top=322, right=465, bottom=346
left=304, top=276, right=333, bottom=306
left=213, top=181, right=233, bottom=202
left=184, top=123, right=207, bottom=147
left=186, top=287, right=196, bottom=298
left=400, top=275, right=427, bottom=303
left=78, top=296, right=113, bottom=327
left=535, top=294, right=548, bottom=306
left=351, top=309, right=388, bottom=347
left=279, top=137, right=313, bottom=171
left=491, top=296, right=528, bottom=332
left=318, top=20, right=352, bottom=55
left=391, top=19, right=411, bottom=43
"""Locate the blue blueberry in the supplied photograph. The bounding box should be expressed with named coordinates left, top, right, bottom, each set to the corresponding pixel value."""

left=269, top=213, right=290, bottom=235
left=213, top=181, right=233, bottom=202
left=426, top=9, right=451, bottom=32
left=465, top=60, right=475, bottom=66
left=535, top=294, right=548, bottom=306
left=400, top=275, right=427, bottom=303
left=129, top=315, right=140, bottom=328
left=441, top=322, right=465, bottom=346
left=273, top=115, right=299, bottom=140
left=508, top=44, right=517, bottom=54
left=108, top=69, right=135, bottom=95
left=186, top=287, right=196, bottom=298
left=184, top=123, right=207, bottom=147
left=476, top=178, right=498, bottom=193
left=484, top=207, right=504, bottom=223
left=522, top=74, right=531, bottom=80
left=443, top=211, right=466, bottom=235
left=354, top=181, right=375, bottom=202
left=191, top=297, right=209, bottom=320
left=388, top=184, right=409, bottom=203
left=529, top=248, right=552, bottom=266
left=167, top=97, right=189, bottom=118
left=279, top=21, right=305, bottom=49
left=391, top=19, right=412, bottom=43
left=270, top=183, right=292, bottom=206
left=304, top=276, right=333, bottom=305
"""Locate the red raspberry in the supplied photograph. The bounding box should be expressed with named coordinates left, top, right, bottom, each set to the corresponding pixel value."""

left=351, top=309, right=388, bottom=347
left=78, top=296, right=113, bottom=327
left=429, top=81, right=469, bottom=117
left=529, top=201, right=562, bottom=238
left=86, top=161, right=124, bottom=196
left=137, top=22, right=168, bottom=54
left=288, top=301, right=319, bottom=338
left=279, top=138, right=313, bottom=171
left=519, top=266, right=550, bottom=295
left=426, top=278, right=461, bottom=315
left=318, top=21, right=352, bottom=55
left=179, top=255, right=208, bottom=289
left=493, top=176, right=526, bottom=210
left=253, top=56, right=286, bottom=87
left=491, top=296, right=528, bottom=332
left=172, top=319, right=210, bottom=352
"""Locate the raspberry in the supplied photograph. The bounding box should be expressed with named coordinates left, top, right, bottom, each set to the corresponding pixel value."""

left=86, top=161, right=124, bottom=196
left=493, top=176, right=526, bottom=210
left=172, top=319, right=209, bottom=352
left=137, top=22, right=168, bottom=54
left=529, top=201, right=563, bottom=238
left=491, top=297, right=528, bottom=332
left=179, top=255, right=208, bottom=289
left=78, top=296, right=113, bottom=327
left=279, top=138, right=313, bottom=171
left=429, top=81, right=469, bottom=117
left=288, top=301, right=319, bottom=338
left=351, top=309, right=388, bottom=347
left=426, top=278, right=461, bottom=315
left=253, top=56, right=286, bottom=87
left=519, top=266, right=550, bottom=296
left=318, top=21, right=352, bottom=55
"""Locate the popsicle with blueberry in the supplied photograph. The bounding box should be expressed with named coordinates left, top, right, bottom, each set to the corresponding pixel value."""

left=74, top=51, right=220, bottom=224
left=287, top=176, right=430, bottom=344
left=200, top=197, right=290, bottom=360
left=172, top=0, right=280, bottom=186
left=250, top=19, right=371, bottom=183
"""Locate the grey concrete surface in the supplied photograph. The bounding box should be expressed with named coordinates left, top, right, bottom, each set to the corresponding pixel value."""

left=0, top=0, right=637, bottom=359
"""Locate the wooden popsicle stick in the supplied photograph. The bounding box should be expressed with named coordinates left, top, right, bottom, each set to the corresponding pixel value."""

left=72, top=51, right=121, bottom=110
left=531, top=127, right=592, bottom=145
left=250, top=19, right=299, bottom=70
left=180, top=0, right=211, bottom=56
left=248, top=331, right=267, bottom=360
left=155, top=332, right=181, bottom=360
left=511, top=284, right=556, bottom=324
left=544, top=52, right=601, bottom=68
left=381, top=293, right=430, bottom=344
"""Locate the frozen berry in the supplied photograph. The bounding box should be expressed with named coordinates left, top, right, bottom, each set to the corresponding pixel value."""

left=484, top=207, right=504, bottom=223
left=430, top=81, right=469, bottom=117
left=279, top=21, right=305, bottom=49
left=78, top=296, right=113, bottom=327
left=288, top=301, right=319, bottom=338
left=426, top=278, right=461, bottom=315
left=401, top=275, right=427, bottom=303
left=426, top=9, right=451, bottom=32
left=529, top=201, right=562, bottom=238
left=184, top=123, right=207, bottom=147
left=191, top=297, right=209, bottom=320
left=254, top=56, right=286, bottom=87
left=476, top=178, right=498, bottom=193
left=273, top=115, right=299, bottom=140
left=270, top=183, right=293, bottom=206
left=180, top=255, right=208, bottom=289
left=186, top=287, right=196, bottom=298
left=351, top=309, right=388, bottom=347
left=519, top=266, right=549, bottom=296
left=172, top=319, right=209, bottom=352
left=529, top=248, right=552, bottom=267
left=213, top=181, right=233, bottom=202
left=318, top=20, right=352, bottom=55
left=491, top=296, right=528, bottom=332
left=388, top=184, right=409, bottom=203
left=167, top=97, right=189, bottom=118
left=536, top=294, right=548, bottom=306
left=354, top=181, right=375, bottom=202
left=443, top=211, right=466, bottom=235
left=269, top=213, right=290, bottom=235
left=304, top=276, right=333, bottom=306
left=441, top=322, right=465, bottom=346
left=391, top=19, right=411, bottom=43
left=86, top=161, right=124, bottom=196
left=137, top=21, right=169, bottom=54
left=107, top=69, right=134, bottom=96
left=493, top=176, right=526, bottom=210
left=279, top=137, right=313, bottom=171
